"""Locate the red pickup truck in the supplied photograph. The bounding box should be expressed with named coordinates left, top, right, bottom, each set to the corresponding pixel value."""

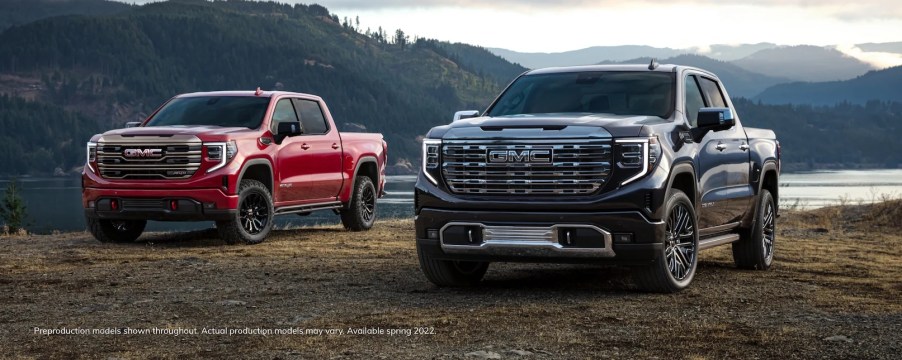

left=82, top=90, right=387, bottom=244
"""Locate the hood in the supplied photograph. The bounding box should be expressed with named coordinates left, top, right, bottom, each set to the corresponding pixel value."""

left=428, top=113, right=667, bottom=139
left=95, top=125, right=257, bottom=141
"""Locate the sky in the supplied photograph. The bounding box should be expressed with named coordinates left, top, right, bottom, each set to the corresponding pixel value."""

left=125, top=0, right=902, bottom=67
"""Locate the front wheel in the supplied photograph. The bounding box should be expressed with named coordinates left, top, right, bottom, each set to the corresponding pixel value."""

left=340, top=176, right=377, bottom=231
left=733, top=189, right=776, bottom=270
left=216, top=179, right=273, bottom=245
left=87, top=217, right=146, bottom=243
left=417, top=242, right=489, bottom=287
left=633, top=189, right=699, bottom=293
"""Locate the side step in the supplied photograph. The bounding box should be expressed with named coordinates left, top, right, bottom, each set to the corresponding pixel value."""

left=698, top=233, right=740, bottom=250
left=274, top=201, right=342, bottom=215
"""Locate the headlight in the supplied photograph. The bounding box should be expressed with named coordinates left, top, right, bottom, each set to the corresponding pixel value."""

left=615, top=136, right=661, bottom=186
left=205, top=140, right=238, bottom=173
left=422, top=139, right=441, bottom=185
left=86, top=141, right=97, bottom=173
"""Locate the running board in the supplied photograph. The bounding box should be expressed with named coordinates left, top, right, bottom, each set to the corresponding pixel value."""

left=698, top=233, right=740, bottom=250
left=274, top=201, right=342, bottom=215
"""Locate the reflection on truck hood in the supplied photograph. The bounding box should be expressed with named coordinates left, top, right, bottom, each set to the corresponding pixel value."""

left=100, top=125, right=256, bottom=138
left=432, top=113, right=667, bottom=139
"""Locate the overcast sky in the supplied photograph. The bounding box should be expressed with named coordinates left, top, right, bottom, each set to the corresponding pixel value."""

left=125, top=1, right=902, bottom=65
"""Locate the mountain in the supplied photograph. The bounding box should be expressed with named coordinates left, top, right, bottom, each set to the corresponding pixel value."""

left=489, top=46, right=684, bottom=69
left=0, top=0, right=522, bottom=176
left=754, top=66, right=902, bottom=106
left=703, top=43, right=778, bottom=61
left=734, top=98, right=902, bottom=169
left=856, top=42, right=902, bottom=54
left=602, top=54, right=790, bottom=98
left=732, top=45, right=874, bottom=82
left=0, top=0, right=131, bottom=31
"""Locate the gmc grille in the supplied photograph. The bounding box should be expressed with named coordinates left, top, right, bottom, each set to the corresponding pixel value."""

left=96, top=136, right=202, bottom=180
left=442, top=141, right=613, bottom=195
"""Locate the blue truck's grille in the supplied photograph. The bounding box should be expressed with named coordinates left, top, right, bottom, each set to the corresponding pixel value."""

left=441, top=141, right=613, bottom=195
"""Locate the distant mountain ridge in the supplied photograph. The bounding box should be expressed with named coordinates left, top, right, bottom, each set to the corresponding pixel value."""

left=600, top=54, right=790, bottom=98
left=732, top=45, right=874, bottom=82
left=491, top=43, right=879, bottom=83
left=755, top=66, right=902, bottom=105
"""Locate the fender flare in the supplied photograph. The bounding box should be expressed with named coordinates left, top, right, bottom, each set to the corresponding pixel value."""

left=665, top=162, right=698, bottom=202
left=237, top=159, right=274, bottom=194
left=345, top=156, right=379, bottom=207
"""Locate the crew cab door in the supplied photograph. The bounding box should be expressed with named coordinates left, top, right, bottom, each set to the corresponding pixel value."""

left=272, top=97, right=343, bottom=204
left=685, top=74, right=753, bottom=229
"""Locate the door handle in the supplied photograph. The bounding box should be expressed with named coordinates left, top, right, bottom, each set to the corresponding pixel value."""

left=331, top=143, right=340, bottom=150
left=739, top=144, right=750, bottom=151
left=715, top=143, right=727, bottom=151
left=301, top=143, right=310, bottom=150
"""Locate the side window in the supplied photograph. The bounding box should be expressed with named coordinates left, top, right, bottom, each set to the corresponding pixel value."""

left=698, top=77, right=727, bottom=108
left=271, top=99, right=300, bottom=133
left=292, top=99, right=329, bottom=135
left=684, top=75, right=706, bottom=127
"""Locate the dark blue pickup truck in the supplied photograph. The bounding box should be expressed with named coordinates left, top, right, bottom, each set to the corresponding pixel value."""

left=414, top=62, right=780, bottom=292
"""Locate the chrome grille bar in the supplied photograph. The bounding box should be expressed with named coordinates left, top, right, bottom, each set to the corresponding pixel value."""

left=441, top=142, right=613, bottom=195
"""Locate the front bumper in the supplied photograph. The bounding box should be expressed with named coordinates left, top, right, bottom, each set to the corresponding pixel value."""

left=415, top=208, right=665, bottom=265
left=83, top=187, right=238, bottom=222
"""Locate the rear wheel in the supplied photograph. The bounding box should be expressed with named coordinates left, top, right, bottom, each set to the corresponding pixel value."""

left=340, top=176, right=377, bottom=231
left=634, top=189, right=698, bottom=293
left=733, top=190, right=776, bottom=270
left=417, top=242, right=489, bottom=287
left=217, top=179, right=273, bottom=245
left=87, top=217, right=146, bottom=243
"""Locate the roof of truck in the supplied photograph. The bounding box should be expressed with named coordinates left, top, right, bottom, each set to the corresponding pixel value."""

left=526, top=64, right=717, bottom=78
left=174, top=90, right=322, bottom=100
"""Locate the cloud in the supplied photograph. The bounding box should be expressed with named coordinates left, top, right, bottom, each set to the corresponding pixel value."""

left=835, top=44, right=902, bottom=69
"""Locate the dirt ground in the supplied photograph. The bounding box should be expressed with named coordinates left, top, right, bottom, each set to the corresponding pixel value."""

left=1, top=203, right=900, bottom=359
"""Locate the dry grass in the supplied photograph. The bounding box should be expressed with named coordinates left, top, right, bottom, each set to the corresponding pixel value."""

left=1, top=204, right=900, bottom=359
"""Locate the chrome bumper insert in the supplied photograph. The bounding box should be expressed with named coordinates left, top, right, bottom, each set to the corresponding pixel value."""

left=439, top=222, right=615, bottom=258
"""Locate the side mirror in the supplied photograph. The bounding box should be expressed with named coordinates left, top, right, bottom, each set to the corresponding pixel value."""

left=277, top=121, right=302, bottom=136
left=453, top=110, right=480, bottom=122
left=697, top=107, right=735, bottom=130
left=124, top=121, right=142, bottom=128
left=274, top=121, right=302, bottom=144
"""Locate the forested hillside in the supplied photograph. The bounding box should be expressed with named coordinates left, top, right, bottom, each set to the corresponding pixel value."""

left=754, top=66, right=902, bottom=106
left=0, top=0, right=131, bottom=30
left=734, top=98, right=902, bottom=169
left=0, top=0, right=525, bottom=175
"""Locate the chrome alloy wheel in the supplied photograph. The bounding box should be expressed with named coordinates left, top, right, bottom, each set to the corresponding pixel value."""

left=665, top=203, right=697, bottom=281
left=761, top=200, right=776, bottom=263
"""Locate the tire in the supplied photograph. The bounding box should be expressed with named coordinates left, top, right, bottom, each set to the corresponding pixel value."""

left=340, top=176, right=377, bottom=231
left=733, top=190, right=776, bottom=270
left=633, top=189, right=699, bottom=293
left=417, top=241, right=489, bottom=287
left=87, top=217, right=146, bottom=243
left=216, top=179, right=273, bottom=245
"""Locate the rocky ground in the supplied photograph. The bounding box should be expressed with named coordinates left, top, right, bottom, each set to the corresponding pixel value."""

left=1, top=202, right=900, bottom=359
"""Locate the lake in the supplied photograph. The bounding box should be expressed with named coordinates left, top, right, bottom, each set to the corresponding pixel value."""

left=2, top=170, right=900, bottom=234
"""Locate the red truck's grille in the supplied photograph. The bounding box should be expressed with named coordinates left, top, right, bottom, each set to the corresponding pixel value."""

left=441, top=141, right=613, bottom=195
left=96, top=139, right=203, bottom=180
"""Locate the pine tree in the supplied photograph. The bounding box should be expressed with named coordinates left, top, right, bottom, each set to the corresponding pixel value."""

left=0, top=179, right=28, bottom=234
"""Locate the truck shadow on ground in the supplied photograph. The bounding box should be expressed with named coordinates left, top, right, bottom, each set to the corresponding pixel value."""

left=133, top=227, right=348, bottom=248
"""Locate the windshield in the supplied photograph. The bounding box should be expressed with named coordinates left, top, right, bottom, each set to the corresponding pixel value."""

left=487, top=71, right=675, bottom=118
left=144, top=96, right=270, bottom=128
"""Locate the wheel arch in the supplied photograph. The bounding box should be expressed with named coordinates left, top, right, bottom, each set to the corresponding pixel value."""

left=666, top=162, right=698, bottom=214
left=345, top=156, right=378, bottom=208
left=238, top=159, right=274, bottom=195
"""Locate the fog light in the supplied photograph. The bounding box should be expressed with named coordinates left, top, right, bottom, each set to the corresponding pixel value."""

left=613, top=233, right=633, bottom=243
left=427, top=229, right=439, bottom=239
